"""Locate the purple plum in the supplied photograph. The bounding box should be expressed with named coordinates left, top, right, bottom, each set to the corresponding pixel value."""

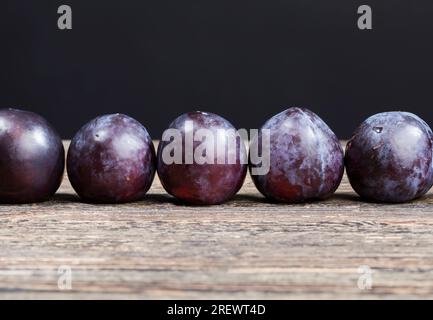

left=345, top=111, right=433, bottom=202
left=0, top=108, right=64, bottom=203
left=250, top=107, right=344, bottom=203
left=67, top=114, right=156, bottom=203
left=157, top=111, right=247, bottom=205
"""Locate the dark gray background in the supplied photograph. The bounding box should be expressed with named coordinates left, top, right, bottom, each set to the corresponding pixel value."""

left=1, top=0, right=432, bottom=139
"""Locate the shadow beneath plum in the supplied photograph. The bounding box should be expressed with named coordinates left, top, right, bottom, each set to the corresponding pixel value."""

left=141, top=193, right=269, bottom=207
left=331, top=193, right=363, bottom=203
left=231, top=194, right=273, bottom=204
left=0, top=193, right=80, bottom=206
left=332, top=192, right=433, bottom=205
left=51, top=193, right=178, bottom=206
left=231, top=194, right=343, bottom=205
left=51, top=193, right=81, bottom=203
left=12, top=190, right=431, bottom=207
left=420, top=193, right=433, bottom=201
left=50, top=192, right=201, bottom=206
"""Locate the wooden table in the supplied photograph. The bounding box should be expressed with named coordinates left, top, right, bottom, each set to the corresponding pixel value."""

left=1, top=141, right=433, bottom=300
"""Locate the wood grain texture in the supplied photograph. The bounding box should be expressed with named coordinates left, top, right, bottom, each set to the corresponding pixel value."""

left=1, top=141, right=433, bottom=299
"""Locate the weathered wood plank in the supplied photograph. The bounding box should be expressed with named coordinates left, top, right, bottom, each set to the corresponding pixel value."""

left=0, top=142, right=433, bottom=299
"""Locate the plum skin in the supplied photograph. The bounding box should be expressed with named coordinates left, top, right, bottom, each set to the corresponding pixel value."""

left=0, top=108, right=65, bottom=203
left=345, top=111, right=433, bottom=203
left=157, top=111, right=247, bottom=205
left=67, top=114, right=156, bottom=203
left=250, top=107, right=344, bottom=203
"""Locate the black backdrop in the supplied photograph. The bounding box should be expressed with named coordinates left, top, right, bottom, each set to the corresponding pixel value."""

left=1, top=0, right=433, bottom=139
